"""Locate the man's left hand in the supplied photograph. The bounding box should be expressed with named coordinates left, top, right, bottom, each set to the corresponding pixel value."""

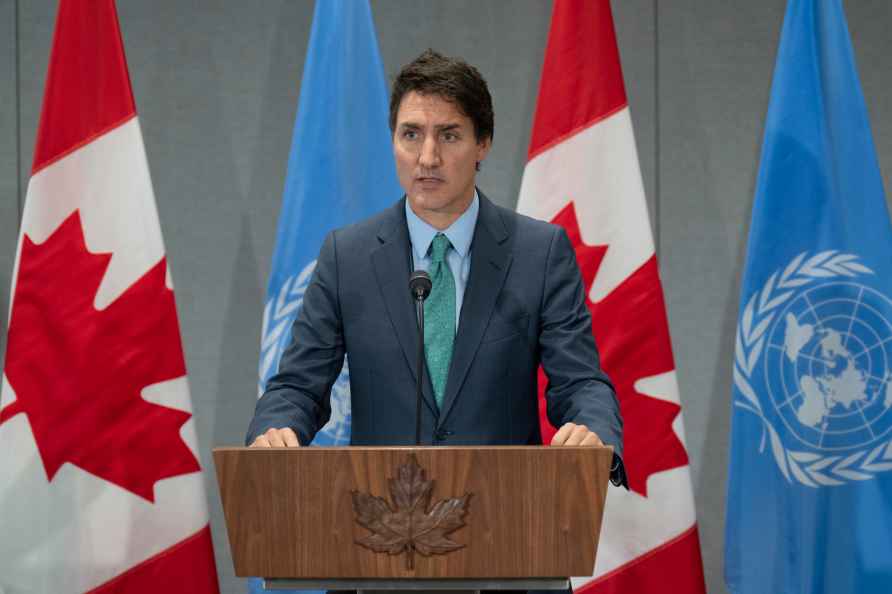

left=550, top=422, right=604, bottom=446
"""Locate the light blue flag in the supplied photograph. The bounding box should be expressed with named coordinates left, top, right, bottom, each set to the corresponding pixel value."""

left=725, top=1, right=892, bottom=593
left=250, top=1, right=401, bottom=591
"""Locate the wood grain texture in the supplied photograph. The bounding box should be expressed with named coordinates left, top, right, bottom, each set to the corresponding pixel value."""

left=213, top=446, right=612, bottom=578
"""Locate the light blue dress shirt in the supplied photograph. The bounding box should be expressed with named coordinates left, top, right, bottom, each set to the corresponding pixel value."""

left=405, top=192, right=478, bottom=330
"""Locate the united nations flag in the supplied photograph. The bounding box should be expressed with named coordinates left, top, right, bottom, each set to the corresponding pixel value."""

left=725, top=1, right=892, bottom=593
left=250, top=2, right=401, bottom=593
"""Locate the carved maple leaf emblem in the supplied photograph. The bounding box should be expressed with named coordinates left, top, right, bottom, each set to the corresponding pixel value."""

left=539, top=202, right=689, bottom=496
left=0, top=210, right=199, bottom=502
left=351, top=454, right=470, bottom=569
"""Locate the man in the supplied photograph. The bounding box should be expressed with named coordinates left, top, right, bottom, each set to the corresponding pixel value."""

left=247, top=50, right=624, bottom=485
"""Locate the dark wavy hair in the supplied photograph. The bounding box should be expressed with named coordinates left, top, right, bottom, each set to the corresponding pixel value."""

left=389, top=49, right=494, bottom=143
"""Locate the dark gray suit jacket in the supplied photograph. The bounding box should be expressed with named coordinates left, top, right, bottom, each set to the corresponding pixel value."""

left=247, top=192, right=624, bottom=482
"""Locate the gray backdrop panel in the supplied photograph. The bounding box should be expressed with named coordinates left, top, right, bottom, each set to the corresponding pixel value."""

left=3, top=2, right=892, bottom=594
left=0, top=0, right=16, bottom=364
left=657, top=1, right=787, bottom=587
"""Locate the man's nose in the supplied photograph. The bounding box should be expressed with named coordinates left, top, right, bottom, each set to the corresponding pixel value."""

left=418, top=136, right=441, bottom=168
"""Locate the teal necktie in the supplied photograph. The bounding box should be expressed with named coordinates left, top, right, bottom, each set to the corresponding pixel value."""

left=424, top=233, right=456, bottom=408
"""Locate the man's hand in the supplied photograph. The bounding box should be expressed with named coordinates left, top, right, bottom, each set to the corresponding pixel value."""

left=550, top=422, right=604, bottom=446
left=250, top=427, right=301, bottom=447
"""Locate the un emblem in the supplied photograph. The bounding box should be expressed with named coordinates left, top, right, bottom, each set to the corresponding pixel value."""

left=259, top=259, right=352, bottom=446
left=734, top=251, right=892, bottom=486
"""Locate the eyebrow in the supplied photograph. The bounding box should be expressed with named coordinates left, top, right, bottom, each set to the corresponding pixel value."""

left=398, top=122, right=462, bottom=132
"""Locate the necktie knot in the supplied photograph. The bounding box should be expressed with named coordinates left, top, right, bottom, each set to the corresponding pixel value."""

left=430, top=233, right=451, bottom=264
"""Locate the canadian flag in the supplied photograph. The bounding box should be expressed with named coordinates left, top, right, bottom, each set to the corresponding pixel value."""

left=0, top=1, right=219, bottom=592
left=517, top=1, right=707, bottom=592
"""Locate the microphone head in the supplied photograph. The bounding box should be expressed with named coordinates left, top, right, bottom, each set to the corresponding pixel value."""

left=409, top=270, right=432, bottom=300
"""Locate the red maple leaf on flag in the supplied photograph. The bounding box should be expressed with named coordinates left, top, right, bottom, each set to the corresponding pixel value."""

left=0, top=211, right=199, bottom=502
left=540, top=202, right=688, bottom=496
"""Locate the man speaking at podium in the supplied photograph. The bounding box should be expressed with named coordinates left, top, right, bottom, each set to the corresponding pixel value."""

left=246, top=50, right=625, bottom=488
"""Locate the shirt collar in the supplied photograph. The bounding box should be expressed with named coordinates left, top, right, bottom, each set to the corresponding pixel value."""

left=405, top=190, right=479, bottom=261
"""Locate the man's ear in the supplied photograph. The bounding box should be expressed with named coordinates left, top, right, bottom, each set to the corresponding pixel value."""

left=476, top=136, right=492, bottom=163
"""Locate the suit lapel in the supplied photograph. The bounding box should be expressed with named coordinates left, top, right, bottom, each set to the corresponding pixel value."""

left=371, top=199, right=438, bottom=418
left=439, top=193, right=512, bottom=424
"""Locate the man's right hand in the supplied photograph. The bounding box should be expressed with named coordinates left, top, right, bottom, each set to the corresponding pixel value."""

left=250, top=427, right=301, bottom=447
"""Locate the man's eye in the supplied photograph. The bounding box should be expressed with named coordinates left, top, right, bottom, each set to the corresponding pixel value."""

left=403, top=130, right=419, bottom=140
left=442, top=132, right=458, bottom=142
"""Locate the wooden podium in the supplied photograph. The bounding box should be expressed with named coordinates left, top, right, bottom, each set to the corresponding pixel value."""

left=213, top=446, right=612, bottom=592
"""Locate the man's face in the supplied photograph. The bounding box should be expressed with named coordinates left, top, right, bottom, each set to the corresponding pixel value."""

left=393, top=91, right=491, bottom=228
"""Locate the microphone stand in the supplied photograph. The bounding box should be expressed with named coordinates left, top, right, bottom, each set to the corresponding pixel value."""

left=409, top=270, right=431, bottom=446
left=414, top=296, right=425, bottom=446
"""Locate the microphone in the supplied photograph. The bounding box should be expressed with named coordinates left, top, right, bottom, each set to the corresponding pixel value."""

left=409, top=270, right=432, bottom=445
left=409, top=270, right=432, bottom=301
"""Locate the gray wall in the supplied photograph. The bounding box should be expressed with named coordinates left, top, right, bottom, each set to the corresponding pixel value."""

left=2, top=1, right=892, bottom=593
left=0, top=0, right=16, bottom=364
